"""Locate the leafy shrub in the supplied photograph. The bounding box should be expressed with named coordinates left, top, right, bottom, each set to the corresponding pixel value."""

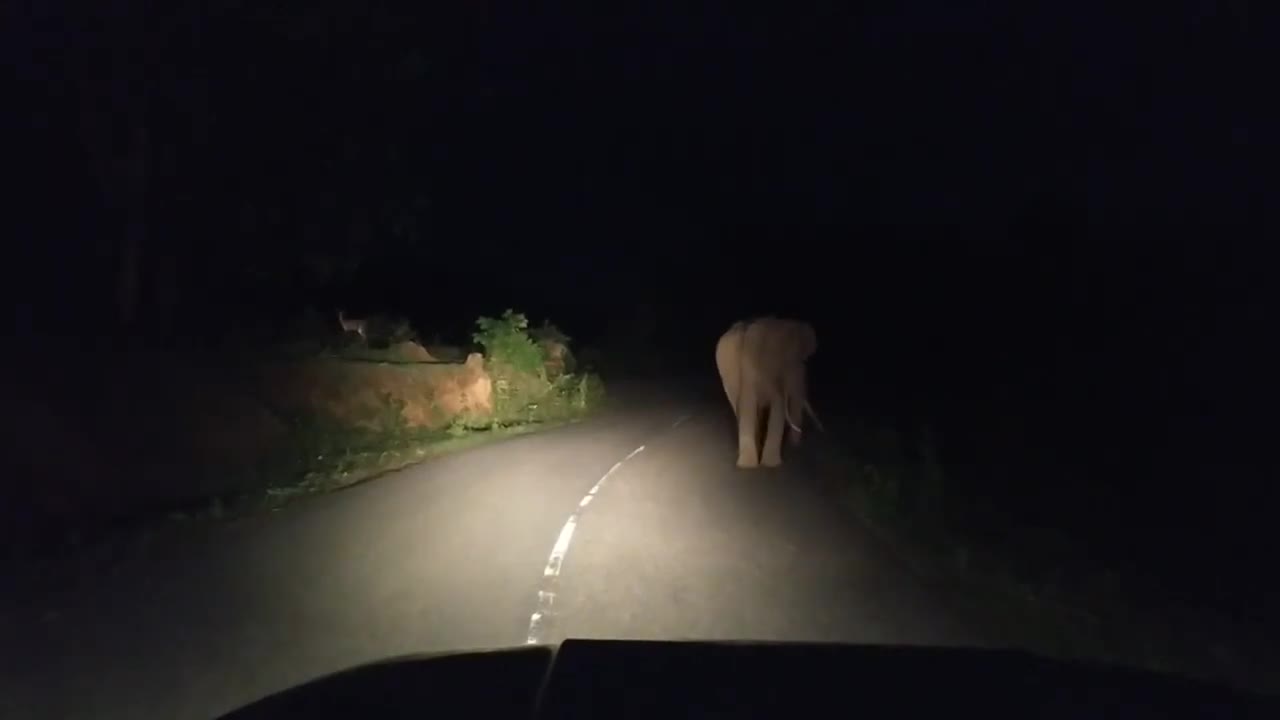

left=468, top=310, right=606, bottom=425
left=566, top=372, right=606, bottom=411
left=530, top=320, right=577, bottom=378
left=472, top=309, right=545, bottom=377
left=488, top=368, right=552, bottom=423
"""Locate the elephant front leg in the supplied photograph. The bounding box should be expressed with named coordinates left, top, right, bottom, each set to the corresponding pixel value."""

left=760, top=399, right=787, bottom=467
left=736, top=380, right=761, bottom=468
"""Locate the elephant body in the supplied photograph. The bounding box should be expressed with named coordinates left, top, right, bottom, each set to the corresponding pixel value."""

left=714, top=317, right=820, bottom=469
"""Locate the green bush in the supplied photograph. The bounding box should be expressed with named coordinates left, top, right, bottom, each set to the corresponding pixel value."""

left=567, top=372, right=606, bottom=411
left=488, top=366, right=551, bottom=422
left=473, top=309, right=545, bottom=377
left=469, top=310, right=606, bottom=425
left=534, top=372, right=606, bottom=418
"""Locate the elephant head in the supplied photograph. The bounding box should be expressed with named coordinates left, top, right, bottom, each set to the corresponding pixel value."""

left=714, top=317, right=823, bottom=469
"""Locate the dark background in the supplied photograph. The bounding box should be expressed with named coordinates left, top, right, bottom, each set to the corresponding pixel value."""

left=8, top=2, right=1274, bottom=617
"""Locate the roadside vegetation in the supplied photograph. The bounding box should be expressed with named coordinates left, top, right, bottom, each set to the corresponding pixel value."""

left=817, top=418, right=1278, bottom=695
left=184, top=309, right=606, bottom=521
left=4, top=309, right=606, bottom=557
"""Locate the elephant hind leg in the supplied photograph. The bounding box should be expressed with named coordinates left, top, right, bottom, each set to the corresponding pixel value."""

left=760, top=400, right=787, bottom=467
left=737, top=416, right=761, bottom=468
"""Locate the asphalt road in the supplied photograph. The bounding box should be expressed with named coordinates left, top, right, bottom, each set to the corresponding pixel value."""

left=0, top=379, right=984, bottom=720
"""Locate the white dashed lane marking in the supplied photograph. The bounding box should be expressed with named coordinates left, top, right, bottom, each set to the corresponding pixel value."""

left=525, top=444, right=647, bottom=645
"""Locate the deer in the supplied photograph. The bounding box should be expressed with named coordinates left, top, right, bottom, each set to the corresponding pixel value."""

left=337, top=310, right=368, bottom=340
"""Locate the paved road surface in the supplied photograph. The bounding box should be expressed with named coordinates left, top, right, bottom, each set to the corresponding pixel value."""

left=0, top=379, right=985, bottom=720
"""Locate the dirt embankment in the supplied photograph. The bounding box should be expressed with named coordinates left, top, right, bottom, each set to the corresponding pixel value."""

left=260, top=350, right=494, bottom=430
left=1, top=343, right=496, bottom=541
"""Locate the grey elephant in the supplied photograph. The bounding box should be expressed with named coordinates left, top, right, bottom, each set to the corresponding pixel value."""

left=715, top=317, right=824, bottom=468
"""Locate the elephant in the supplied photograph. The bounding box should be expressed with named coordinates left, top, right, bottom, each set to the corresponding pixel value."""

left=715, top=317, right=824, bottom=469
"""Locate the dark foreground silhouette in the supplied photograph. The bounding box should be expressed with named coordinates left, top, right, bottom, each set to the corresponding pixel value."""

left=221, top=638, right=1279, bottom=720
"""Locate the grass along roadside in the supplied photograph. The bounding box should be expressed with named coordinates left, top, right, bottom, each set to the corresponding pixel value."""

left=184, top=308, right=607, bottom=524
left=3, top=309, right=608, bottom=580
left=173, top=418, right=579, bottom=525
left=5, top=375, right=607, bottom=599
left=813, top=421, right=1279, bottom=696
left=174, top=371, right=608, bottom=525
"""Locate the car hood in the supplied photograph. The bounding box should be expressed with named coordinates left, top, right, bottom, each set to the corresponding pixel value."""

left=220, top=638, right=1278, bottom=720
